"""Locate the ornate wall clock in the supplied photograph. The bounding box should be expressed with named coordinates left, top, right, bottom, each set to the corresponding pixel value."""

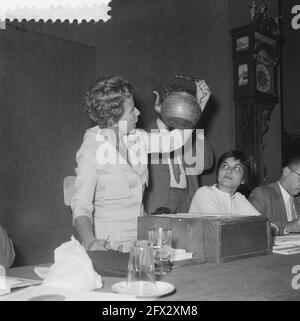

left=231, top=23, right=279, bottom=188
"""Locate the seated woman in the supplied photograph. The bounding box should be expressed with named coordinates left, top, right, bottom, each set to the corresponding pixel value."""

left=189, top=150, right=261, bottom=215
left=71, top=75, right=210, bottom=252
left=0, top=224, right=15, bottom=268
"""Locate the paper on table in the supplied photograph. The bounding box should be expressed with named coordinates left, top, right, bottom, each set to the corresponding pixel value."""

left=6, top=276, right=41, bottom=289
left=272, top=246, right=300, bottom=255
left=0, top=276, right=41, bottom=296
left=0, top=285, right=138, bottom=301
left=272, top=234, right=300, bottom=255
left=170, top=249, right=193, bottom=262
left=273, top=234, right=300, bottom=246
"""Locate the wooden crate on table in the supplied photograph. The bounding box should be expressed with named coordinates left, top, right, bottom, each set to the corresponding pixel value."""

left=138, top=214, right=271, bottom=263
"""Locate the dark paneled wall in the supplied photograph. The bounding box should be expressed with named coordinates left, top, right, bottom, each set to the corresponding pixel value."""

left=0, top=27, right=95, bottom=265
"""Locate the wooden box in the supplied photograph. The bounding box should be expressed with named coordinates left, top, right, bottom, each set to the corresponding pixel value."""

left=138, top=214, right=271, bottom=263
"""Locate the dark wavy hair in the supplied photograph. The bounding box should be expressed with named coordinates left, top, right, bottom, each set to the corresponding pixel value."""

left=216, top=150, right=249, bottom=185
left=85, top=76, right=133, bottom=128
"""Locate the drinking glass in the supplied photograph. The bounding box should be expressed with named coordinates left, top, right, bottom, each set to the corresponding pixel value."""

left=148, top=228, right=172, bottom=275
left=126, top=240, right=156, bottom=296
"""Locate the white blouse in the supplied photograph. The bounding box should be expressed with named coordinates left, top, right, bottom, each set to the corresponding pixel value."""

left=71, top=126, right=193, bottom=251
left=189, top=184, right=261, bottom=216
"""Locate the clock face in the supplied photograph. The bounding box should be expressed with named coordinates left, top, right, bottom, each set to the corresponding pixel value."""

left=256, top=63, right=271, bottom=93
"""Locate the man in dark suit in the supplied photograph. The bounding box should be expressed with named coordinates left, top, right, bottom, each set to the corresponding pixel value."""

left=249, top=154, right=300, bottom=235
left=144, top=81, right=214, bottom=214
left=144, top=119, right=214, bottom=214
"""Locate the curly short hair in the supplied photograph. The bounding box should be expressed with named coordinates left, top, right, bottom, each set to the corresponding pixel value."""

left=85, top=76, right=133, bottom=128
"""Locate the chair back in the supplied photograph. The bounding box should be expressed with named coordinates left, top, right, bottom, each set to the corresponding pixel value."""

left=63, top=176, right=76, bottom=206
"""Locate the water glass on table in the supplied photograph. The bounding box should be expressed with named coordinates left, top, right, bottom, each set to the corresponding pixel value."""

left=126, top=240, right=156, bottom=297
left=148, top=228, right=173, bottom=275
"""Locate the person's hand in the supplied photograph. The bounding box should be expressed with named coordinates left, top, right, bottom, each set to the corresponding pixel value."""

left=109, top=241, right=124, bottom=252
left=286, top=218, right=300, bottom=233
left=87, top=238, right=109, bottom=251
left=195, top=80, right=211, bottom=112
left=87, top=238, right=124, bottom=252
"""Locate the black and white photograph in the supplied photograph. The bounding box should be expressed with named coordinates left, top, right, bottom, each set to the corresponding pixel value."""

left=0, top=0, right=300, bottom=305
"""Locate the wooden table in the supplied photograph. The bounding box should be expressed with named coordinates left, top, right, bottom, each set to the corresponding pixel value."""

left=7, top=253, right=300, bottom=301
